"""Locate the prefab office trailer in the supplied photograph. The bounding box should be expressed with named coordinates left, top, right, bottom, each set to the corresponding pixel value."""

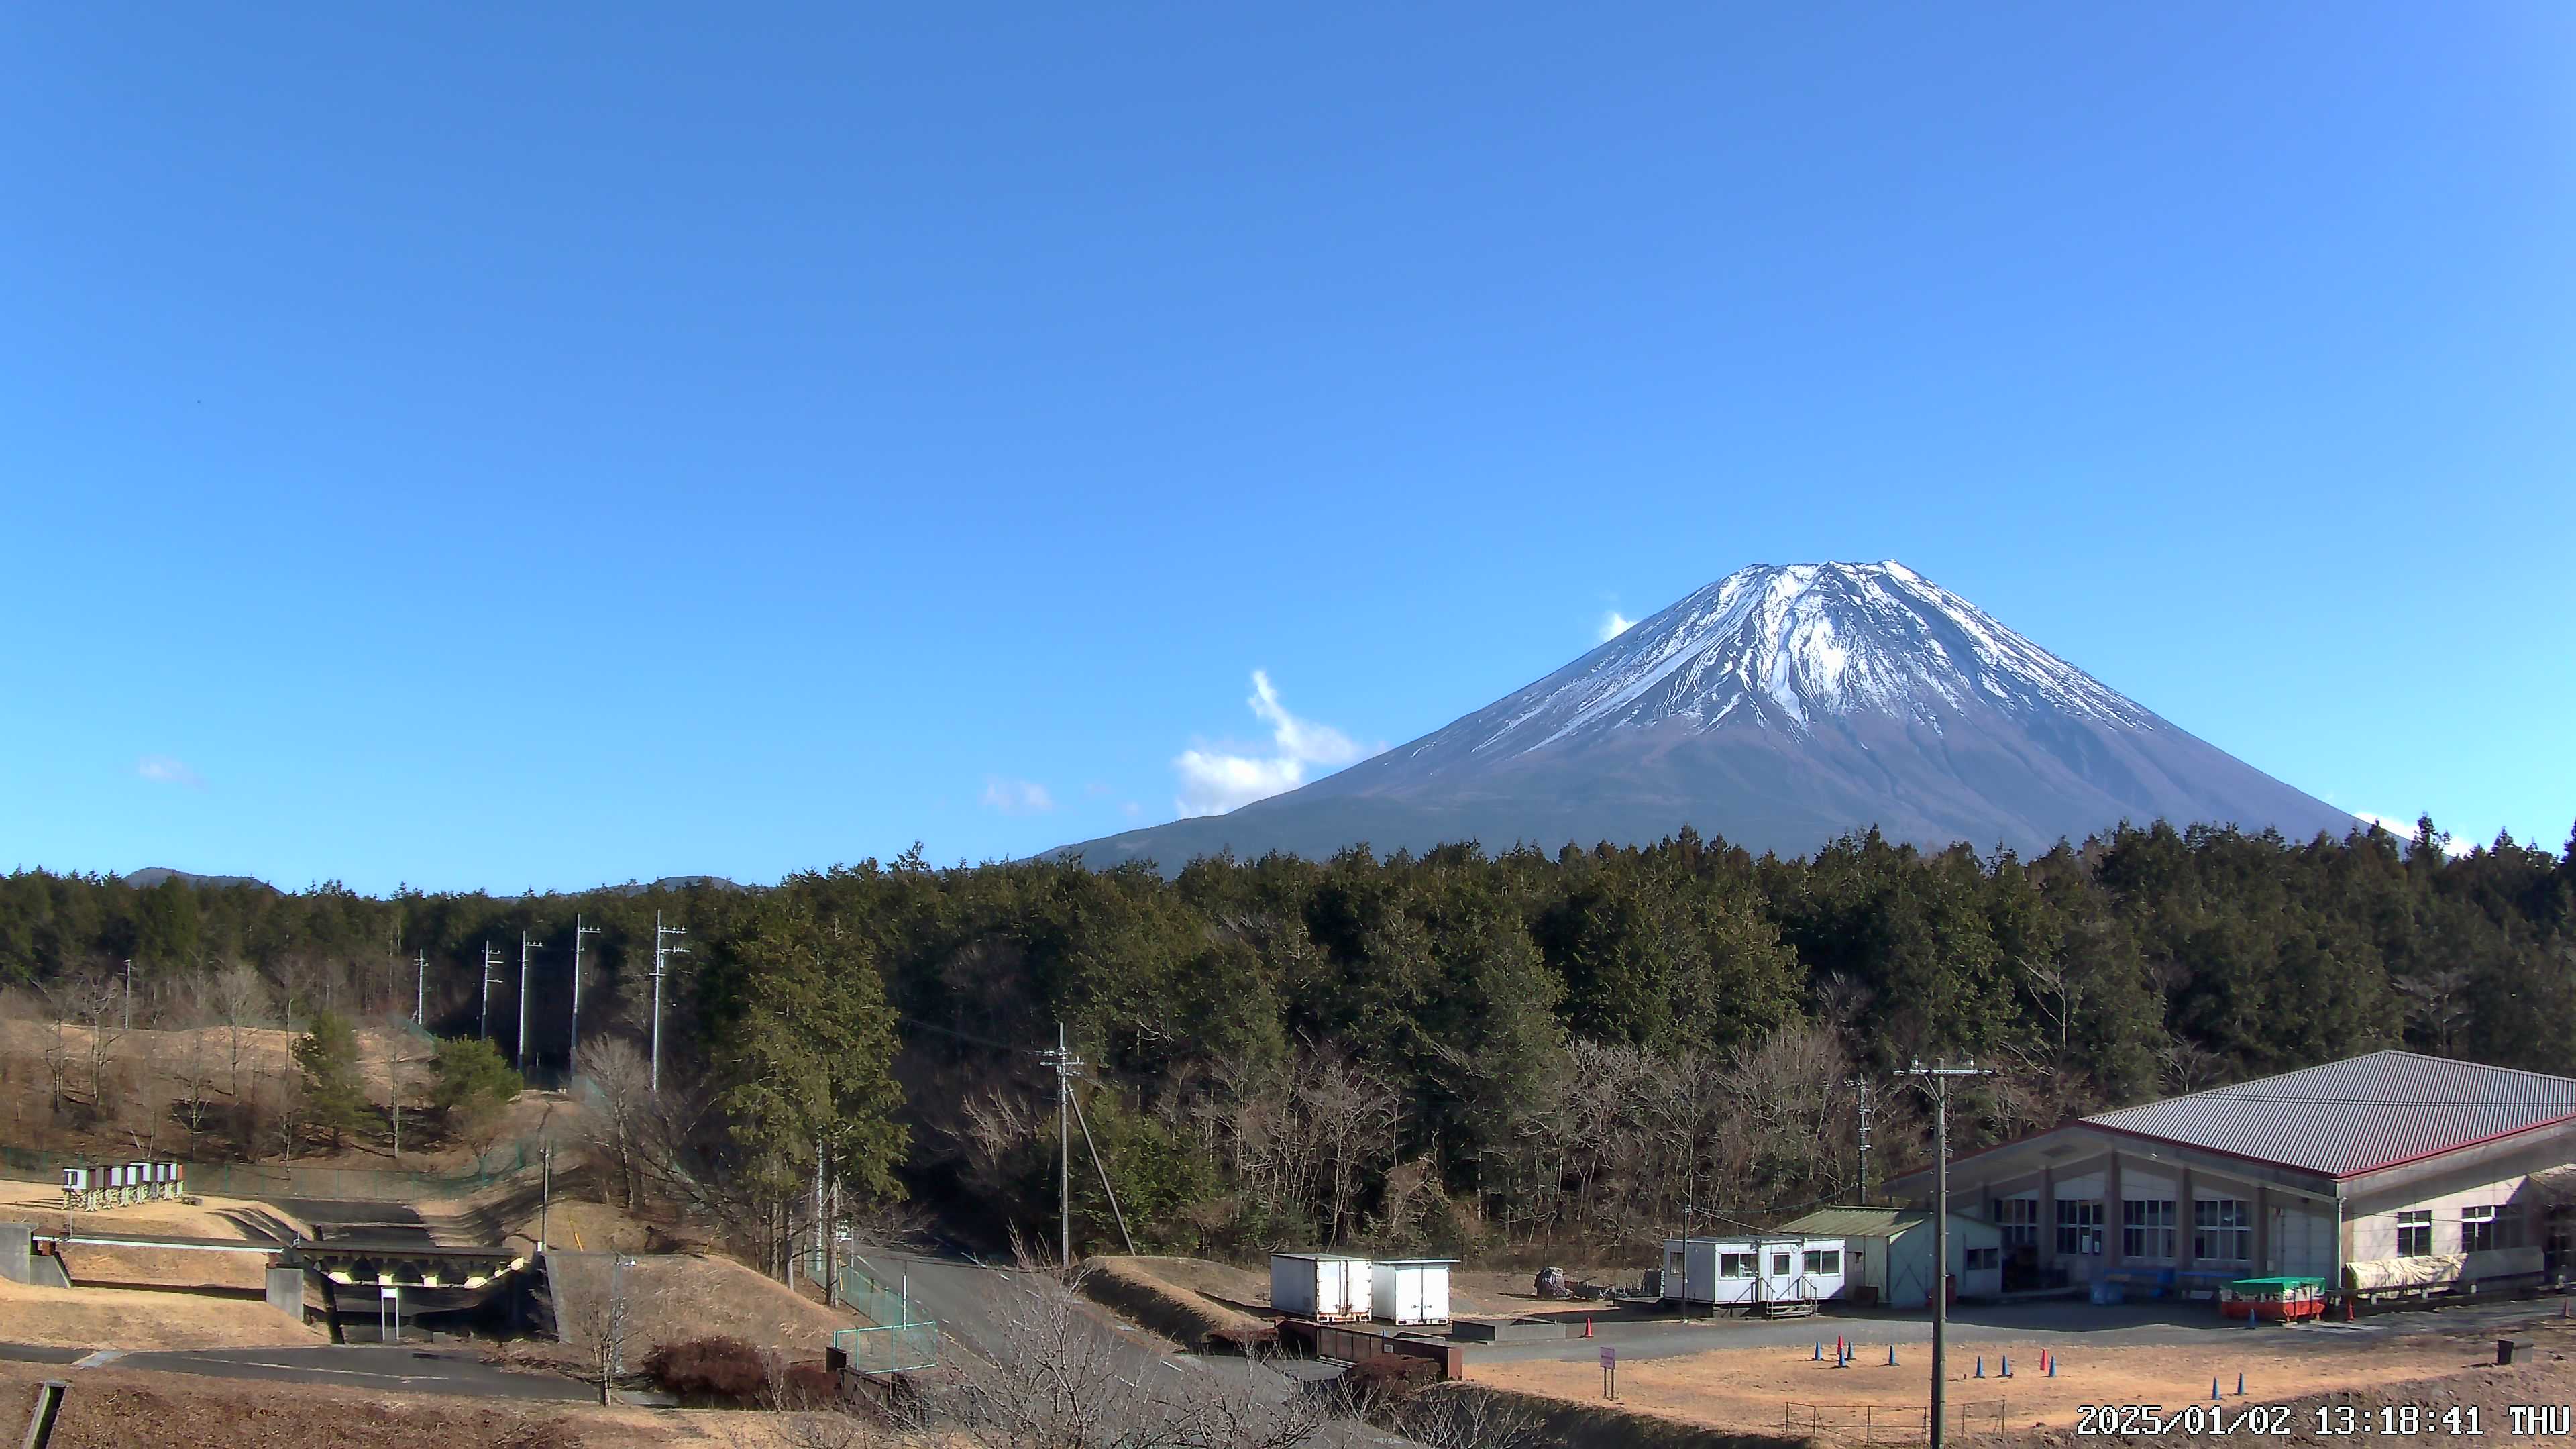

left=1271, top=1252, right=1373, bottom=1322
left=1659, top=1236, right=1847, bottom=1313
left=1370, top=1258, right=1456, bottom=1325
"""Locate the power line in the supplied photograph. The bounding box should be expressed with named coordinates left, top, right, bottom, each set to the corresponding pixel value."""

left=650, top=912, right=689, bottom=1095
left=568, top=915, right=602, bottom=1067
left=1903, top=1059, right=1994, bottom=1449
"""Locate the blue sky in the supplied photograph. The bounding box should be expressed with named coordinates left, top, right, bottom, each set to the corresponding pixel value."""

left=4, top=5, right=2570, bottom=894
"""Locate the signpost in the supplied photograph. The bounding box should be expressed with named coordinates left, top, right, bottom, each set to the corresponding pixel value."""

left=1600, top=1343, right=1617, bottom=1400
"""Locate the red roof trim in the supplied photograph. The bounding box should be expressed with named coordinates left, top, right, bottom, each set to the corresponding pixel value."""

left=2337, top=1109, right=2576, bottom=1179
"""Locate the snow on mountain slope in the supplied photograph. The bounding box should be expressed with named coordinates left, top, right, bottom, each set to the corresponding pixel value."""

left=1053, top=561, right=2363, bottom=871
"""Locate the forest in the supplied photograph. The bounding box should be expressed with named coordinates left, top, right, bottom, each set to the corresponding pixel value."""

left=2, top=816, right=2570, bottom=1270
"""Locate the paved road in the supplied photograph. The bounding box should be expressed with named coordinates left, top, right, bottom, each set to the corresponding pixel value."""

left=1468, top=1295, right=2576, bottom=1365
left=0, top=1342, right=596, bottom=1401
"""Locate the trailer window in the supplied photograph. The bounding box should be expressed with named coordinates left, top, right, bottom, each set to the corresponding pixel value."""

left=1803, top=1250, right=1841, bottom=1274
left=1720, top=1252, right=1756, bottom=1278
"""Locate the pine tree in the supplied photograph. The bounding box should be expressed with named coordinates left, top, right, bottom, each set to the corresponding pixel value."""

left=292, top=1009, right=371, bottom=1152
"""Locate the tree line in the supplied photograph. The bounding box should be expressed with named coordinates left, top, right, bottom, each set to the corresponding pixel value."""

left=3, top=816, right=2570, bottom=1267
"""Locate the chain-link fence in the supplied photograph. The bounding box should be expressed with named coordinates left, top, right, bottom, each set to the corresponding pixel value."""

left=806, top=1246, right=941, bottom=1375
left=0, top=1142, right=534, bottom=1201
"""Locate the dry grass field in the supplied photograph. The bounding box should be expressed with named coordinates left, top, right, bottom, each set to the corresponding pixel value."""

left=1475, top=1316, right=2576, bottom=1443
left=0, top=1275, right=323, bottom=1351
left=547, top=1252, right=855, bottom=1363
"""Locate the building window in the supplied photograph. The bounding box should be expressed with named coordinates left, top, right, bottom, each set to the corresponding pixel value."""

left=1996, top=1198, right=2039, bottom=1252
left=2123, top=1199, right=2178, bottom=1260
left=2463, top=1205, right=2498, bottom=1253
left=2193, top=1199, right=2252, bottom=1262
left=1721, top=1252, right=1756, bottom=1278
left=1803, top=1250, right=1842, bottom=1275
left=1963, top=1247, right=2000, bottom=1271
left=2397, top=1210, right=2432, bottom=1257
left=2057, top=1199, right=2104, bottom=1255
left=1772, top=1253, right=1792, bottom=1276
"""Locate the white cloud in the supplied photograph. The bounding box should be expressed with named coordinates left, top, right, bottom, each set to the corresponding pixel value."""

left=1172, top=671, right=1374, bottom=818
left=136, top=755, right=204, bottom=789
left=1121, top=801, right=1142, bottom=818
left=2352, top=812, right=2473, bottom=859
left=980, top=776, right=1055, bottom=814
left=1598, top=611, right=1635, bottom=643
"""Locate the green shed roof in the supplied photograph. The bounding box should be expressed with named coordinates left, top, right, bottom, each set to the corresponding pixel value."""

left=1774, top=1207, right=1931, bottom=1237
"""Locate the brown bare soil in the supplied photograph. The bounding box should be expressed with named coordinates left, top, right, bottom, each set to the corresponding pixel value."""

left=549, top=1252, right=855, bottom=1364
left=0, top=1275, right=324, bottom=1350
left=0, top=1359, right=828, bottom=1449
left=1450, top=1265, right=1626, bottom=1318
left=1475, top=1316, right=2576, bottom=1442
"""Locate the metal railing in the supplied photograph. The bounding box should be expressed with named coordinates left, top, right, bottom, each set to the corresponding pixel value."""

left=1783, top=1400, right=2009, bottom=1443
left=805, top=1246, right=941, bottom=1375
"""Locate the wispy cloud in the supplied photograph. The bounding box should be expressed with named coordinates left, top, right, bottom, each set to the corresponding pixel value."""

left=136, top=755, right=205, bottom=790
left=2353, top=811, right=2473, bottom=859
left=1597, top=611, right=1635, bottom=643
left=980, top=776, right=1055, bottom=814
left=1173, top=671, right=1375, bottom=818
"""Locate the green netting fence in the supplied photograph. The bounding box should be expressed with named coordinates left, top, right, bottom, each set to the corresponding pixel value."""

left=0, top=1142, right=535, bottom=1201
left=807, top=1247, right=941, bottom=1375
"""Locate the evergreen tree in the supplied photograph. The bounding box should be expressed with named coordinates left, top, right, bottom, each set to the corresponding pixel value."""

left=291, top=1009, right=370, bottom=1152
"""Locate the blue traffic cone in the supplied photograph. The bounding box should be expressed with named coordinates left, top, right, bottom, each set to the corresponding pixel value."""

left=2237, top=1373, right=2245, bottom=1397
left=2002, top=1354, right=2013, bottom=1377
left=2212, top=1377, right=2222, bottom=1402
left=2047, top=1354, right=2057, bottom=1377
left=1813, top=1342, right=1823, bottom=1361
left=1887, top=1344, right=1898, bottom=1366
left=1974, top=1356, right=1985, bottom=1379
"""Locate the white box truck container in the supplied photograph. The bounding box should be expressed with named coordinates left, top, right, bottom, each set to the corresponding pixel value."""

left=1370, top=1258, right=1455, bottom=1324
left=1271, top=1252, right=1373, bottom=1322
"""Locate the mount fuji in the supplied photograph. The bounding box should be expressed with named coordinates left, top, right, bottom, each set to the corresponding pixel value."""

left=1057, top=561, right=2359, bottom=869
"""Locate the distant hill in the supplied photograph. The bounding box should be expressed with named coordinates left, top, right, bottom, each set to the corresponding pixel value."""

left=1053, top=560, right=2361, bottom=871
left=605, top=875, right=753, bottom=896
left=121, top=867, right=272, bottom=891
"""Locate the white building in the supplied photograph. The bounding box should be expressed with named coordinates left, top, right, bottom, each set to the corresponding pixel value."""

left=1269, top=1252, right=1372, bottom=1321
left=1658, top=1234, right=1845, bottom=1315
left=1886, top=1051, right=2571, bottom=1305
left=1773, top=1208, right=2003, bottom=1307
left=1369, top=1258, right=1455, bottom=1325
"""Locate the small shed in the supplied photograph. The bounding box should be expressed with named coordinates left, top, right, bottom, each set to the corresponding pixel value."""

left=1370, top=1258, right=1455, bottom=1325
left=1271, top=1252, right=1372, bottom=1322
left=1775, top=1207, right=2002, bottom=1308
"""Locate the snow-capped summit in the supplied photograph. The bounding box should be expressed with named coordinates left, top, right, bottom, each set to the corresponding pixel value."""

left=1055, top=561, right=2359, bottom=870
left=1444, top=561, right=2147, bottom=762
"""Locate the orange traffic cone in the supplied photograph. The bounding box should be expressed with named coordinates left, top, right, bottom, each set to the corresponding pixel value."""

left=1583, top=1318, right=1594, bottom=1338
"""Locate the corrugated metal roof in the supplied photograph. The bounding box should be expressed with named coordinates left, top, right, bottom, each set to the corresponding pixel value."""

left=1775, top=1208, right=1929, bottom=1237
left=2082, top=1051, right=2576, bottom=1177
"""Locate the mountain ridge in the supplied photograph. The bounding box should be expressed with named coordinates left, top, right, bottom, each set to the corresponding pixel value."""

left=1053, top=561, right=2359, bottom=870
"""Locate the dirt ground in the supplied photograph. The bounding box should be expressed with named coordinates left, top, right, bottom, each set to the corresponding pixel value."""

left=548, top=1252, right=855, bottom=1363
left=1475, top=1316, right=2576, bottom=1442
left=1449, top=1265, right=1629, bottom=1318
left=0, top=1187, right=309, bottom=1293
left=0, top=1359, right=841, bottom=1449
left=0, top=1275, right=324, bottom=1350
left=0, top=1018, right=417, bottom=1098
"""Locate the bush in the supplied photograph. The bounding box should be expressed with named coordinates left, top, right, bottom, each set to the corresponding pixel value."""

left=642, top=1336, right=769, bottom=1401
left=779, top=1360, right=841, bottom=1407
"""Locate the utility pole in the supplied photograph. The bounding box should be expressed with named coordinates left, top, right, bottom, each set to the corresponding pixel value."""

left=1904, top=1060, right=1993, bottom=1449
left=649, top=912, right=688, bottom=1094
left=414, top=951, right=426, bottom=1024
left=1848, top=1076, right=1874, bottom=1205
left=1040, top=1022, right=1083, bottom=1269
left=123, top=958, right=133, bottom=1032
left=568, top=916, right=601, bottom=1067
left=517, top=932, right=537, bottom=1071
left=479, top=943, right=505, bottom=1042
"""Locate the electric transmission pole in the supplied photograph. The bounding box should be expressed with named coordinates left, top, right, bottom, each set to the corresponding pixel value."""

left=650, top=912, right=688, bottom=1094
left=1848, top=1076, right=1874, bottom=1205
left=517, top=931, right=537, bottom=1071
left=568, top=915, right=601, bottom=1067
left=479, top=943, right=505, bottom=1042
left=415, top=950, right=426, bottom=1024
left=1903, top=1059, right=1993, bottom=1449
left=1040, top=1022, right=1083, bottom=1269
